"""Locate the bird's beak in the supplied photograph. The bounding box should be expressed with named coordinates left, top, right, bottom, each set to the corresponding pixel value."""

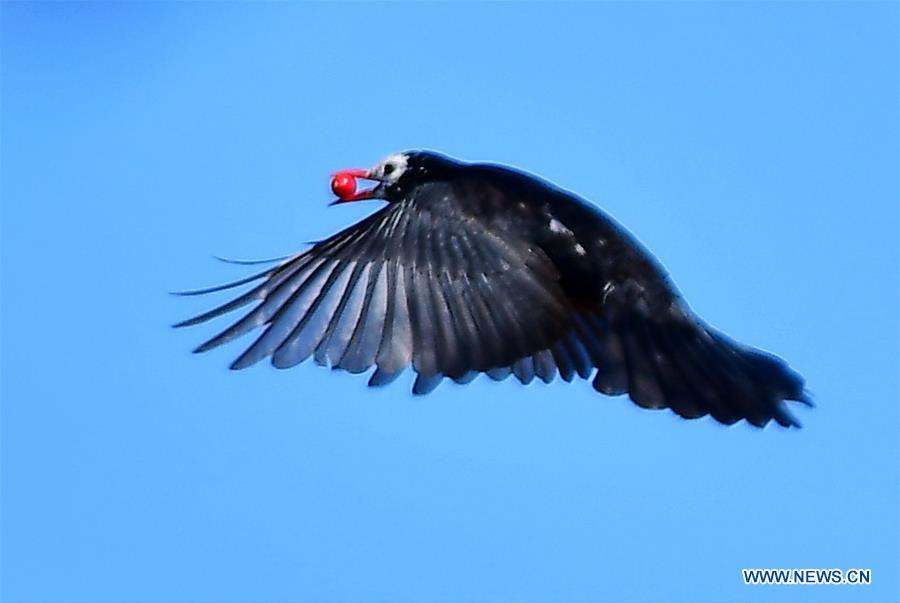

left=330, top=168, right=382, bottom=204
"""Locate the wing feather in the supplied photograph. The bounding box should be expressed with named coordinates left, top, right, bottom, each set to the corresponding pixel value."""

left=338, top=262, right=388, bottom=373
left=375, top=261, right=414, bottom=374
left=315, top=261, right=371, bottom=367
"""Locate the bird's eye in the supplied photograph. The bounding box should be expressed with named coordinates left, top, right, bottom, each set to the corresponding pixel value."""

left=383, top=163, right=395, bottom=176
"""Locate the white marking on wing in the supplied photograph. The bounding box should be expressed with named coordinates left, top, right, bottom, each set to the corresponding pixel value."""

left=549, top=218, right=574, bottom=236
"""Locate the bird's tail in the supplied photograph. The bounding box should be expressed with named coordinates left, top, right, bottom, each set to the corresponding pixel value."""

left=585, top=308, right=811, bottom=427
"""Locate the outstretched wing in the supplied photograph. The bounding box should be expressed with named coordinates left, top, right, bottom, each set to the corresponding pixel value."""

left=178, top=160, right=811, bottom=428
left=176, top=196, right=578, bottom=393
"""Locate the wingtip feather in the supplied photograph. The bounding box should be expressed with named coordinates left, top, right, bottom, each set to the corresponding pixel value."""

left=213, top=254, right=291, bottom=266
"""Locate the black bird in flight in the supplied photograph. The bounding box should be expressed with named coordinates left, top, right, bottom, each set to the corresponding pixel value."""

left=177, top=151, right=811, bottom=428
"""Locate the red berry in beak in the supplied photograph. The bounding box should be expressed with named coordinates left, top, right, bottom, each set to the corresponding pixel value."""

left=331, top=173, right=357, bottom=199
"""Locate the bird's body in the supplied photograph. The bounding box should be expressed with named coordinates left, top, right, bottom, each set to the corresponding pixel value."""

left=178, top=151, right=810, bottom=427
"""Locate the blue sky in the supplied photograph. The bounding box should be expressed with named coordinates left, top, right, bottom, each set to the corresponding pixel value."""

left=1, top=3, right=898, bottom=602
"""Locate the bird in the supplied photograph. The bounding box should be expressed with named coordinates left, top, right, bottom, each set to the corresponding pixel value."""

left=176, top=150, right=811, bottom=428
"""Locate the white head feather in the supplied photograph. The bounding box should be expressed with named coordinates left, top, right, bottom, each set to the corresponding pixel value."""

left=370, top=153, right=409, bottom=183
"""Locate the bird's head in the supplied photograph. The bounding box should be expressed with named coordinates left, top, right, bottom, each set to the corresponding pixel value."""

left=330, top=151, right=458, bottom=204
